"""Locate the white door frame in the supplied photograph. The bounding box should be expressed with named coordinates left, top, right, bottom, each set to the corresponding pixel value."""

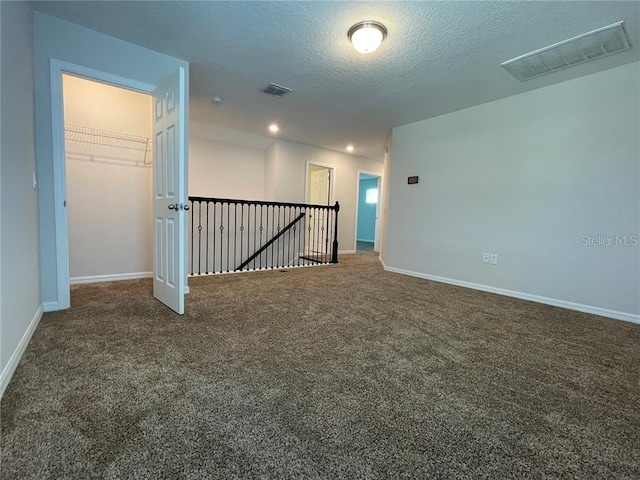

left=49, top=59, right=156, bottom=309
left=354, top=171, right=382, bottom=252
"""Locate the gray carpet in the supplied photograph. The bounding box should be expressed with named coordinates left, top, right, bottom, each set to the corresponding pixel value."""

left=356, top=241, right=375, bottom=253
left=2, top=255, right=639, bottom=479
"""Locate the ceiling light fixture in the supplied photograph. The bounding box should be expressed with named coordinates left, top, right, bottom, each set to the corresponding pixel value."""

left=268, top=124, right=279, bottom=133
left=346, top=145, right=354, bottom=152
left=348, top=21, right=387, bottom=54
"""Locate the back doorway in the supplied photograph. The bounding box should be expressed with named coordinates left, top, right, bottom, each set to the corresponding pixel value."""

left=355, top=173, right=380, bottom=254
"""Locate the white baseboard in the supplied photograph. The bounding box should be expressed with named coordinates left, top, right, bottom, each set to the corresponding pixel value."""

left=0, top=305, right=44, bottom=398
left=383, top=265, right=640, bottom=325
left=339, top=250, right=356, bottom=254
left=70, top=271, right=153, bottom=285
left=43, top=301, right=59, bottom=312
left=378, top=256, right=387, bottom=269
left=184, top=286, right=190, bottom=295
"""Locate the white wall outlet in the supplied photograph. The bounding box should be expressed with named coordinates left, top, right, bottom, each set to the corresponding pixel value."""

left=483, top=253, right=490, bottom=263
left=490, top=254, right=498, bottom=265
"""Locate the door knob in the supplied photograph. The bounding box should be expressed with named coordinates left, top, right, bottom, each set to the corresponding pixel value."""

left=168, top=203, right=178, bottom=210
left=183, top=204, right=190, bottom=211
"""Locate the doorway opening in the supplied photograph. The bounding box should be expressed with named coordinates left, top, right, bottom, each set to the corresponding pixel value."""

left=62, top=74, right=153, bottom=299
left=355, top=172, right=381, bottom=254
left=305, top=163, right=333, bottom=255
left=50, top=61, right=187, bottom=314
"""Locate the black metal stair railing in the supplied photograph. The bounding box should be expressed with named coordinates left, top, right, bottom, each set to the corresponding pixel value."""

left=188, top=196, right=340, bottom=275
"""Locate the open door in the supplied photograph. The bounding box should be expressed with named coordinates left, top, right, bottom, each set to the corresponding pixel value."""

left=152, top=68, right=187, bottom=314
left=306, top=165, right=331, bottom=254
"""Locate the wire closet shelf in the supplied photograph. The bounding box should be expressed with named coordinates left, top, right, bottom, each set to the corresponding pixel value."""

left=64, top=123, right=153, bottom=167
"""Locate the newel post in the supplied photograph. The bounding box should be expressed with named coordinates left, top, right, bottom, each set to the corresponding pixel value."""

left=331, top=201, right=340, bottom=264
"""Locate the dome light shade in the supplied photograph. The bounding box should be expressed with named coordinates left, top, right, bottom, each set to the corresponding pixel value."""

left=348, top=21, right=387, bottom=54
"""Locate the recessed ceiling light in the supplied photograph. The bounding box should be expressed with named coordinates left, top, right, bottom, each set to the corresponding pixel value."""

left=268, top=124, right=280, bottom=133
left=348, top=21, right=387, bottom=54
left=346, top=145, right=354, bottom=152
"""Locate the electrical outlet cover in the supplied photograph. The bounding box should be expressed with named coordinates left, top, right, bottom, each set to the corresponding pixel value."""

left=490, top=254, right=498, bottom=265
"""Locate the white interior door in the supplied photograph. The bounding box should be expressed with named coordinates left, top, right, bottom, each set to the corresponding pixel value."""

left=306, top=166, right=331, bottom=254
left=152, top=68, right=186, bottom=314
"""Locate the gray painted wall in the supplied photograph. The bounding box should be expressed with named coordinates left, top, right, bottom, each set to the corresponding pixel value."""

left=385, top=62, right=640, bottom=318
left=190, top=136, right=265, bottom=200
left=1, top=2, right=42, bottom=388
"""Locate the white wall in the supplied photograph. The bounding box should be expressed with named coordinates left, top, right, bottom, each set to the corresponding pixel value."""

left=189, top=136, right=265, bottom=200
left=379, top=139, right=392, bottom=262
left=1, top=2, right=42, bottom=394
left=63, top=75, right=152, bottom=280
left=266, top=140, right=384, bottom=252
left=386, top=62, right=640, bottom=320
left=264, top=141, right=278, bottom=201
left=34, top=12, right=189, bottom=307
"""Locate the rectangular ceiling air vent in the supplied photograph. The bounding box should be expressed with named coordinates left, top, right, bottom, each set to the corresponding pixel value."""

left=501, top=21, right=632, bottom=81
left=261, top=83, right=292, bottom=97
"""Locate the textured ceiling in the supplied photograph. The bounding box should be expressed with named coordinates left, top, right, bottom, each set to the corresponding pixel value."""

left=33, top=1, right=640, bottom=160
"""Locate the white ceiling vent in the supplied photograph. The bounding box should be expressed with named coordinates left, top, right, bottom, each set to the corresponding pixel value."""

left=261, top=83, right=292, bottom=97
left=501, top=22, right=632, bottom=81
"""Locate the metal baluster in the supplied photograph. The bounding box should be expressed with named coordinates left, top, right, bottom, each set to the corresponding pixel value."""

left=271, top=205, right=276, bottom=268
left=318, top=207, right=323, bottom=264
left=231, top=203, right=235, bottom=271
left=211, top=202, right=218, bottom=273
left=205, top=201, right=209, bottom=274
left=238, top=204, right=244, bottom=265
left=314, top=207, right=318, bottom=263
left=313, top=207, right=319, bottom=263
left=331, top=202, right=340, bottom=263
left=325, top=207, right=329, bottom=265
left=283, top=206, right=287, bottom=266
left=329, top=208, right=334, bottom=264
left=297, top=207, right=302, bottom=266
left=318, top=208, right=324, bottom=263
left=259, top=205, right=264, bottom=269
left=253, top=203, right=257, bottom=270
left=285, top=206, right=296, bottom=267
left=325, top=207, right=330, bottom=264
left=293, top=207, right=298, bottom=266
left=197, top=200, right=202, bottom=275
left=220, top=202, right=229, bottom=273
left=190, top=201, right=194, bottom=275
left=276, top=205, right=280, bottom=267
left=304, top=207, right=308, bottom=266
left=276, top=205, right=281, bottom=268
left=308, top=207, right=313, bottom=265
left=246, top=203, right=250, bottom=269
